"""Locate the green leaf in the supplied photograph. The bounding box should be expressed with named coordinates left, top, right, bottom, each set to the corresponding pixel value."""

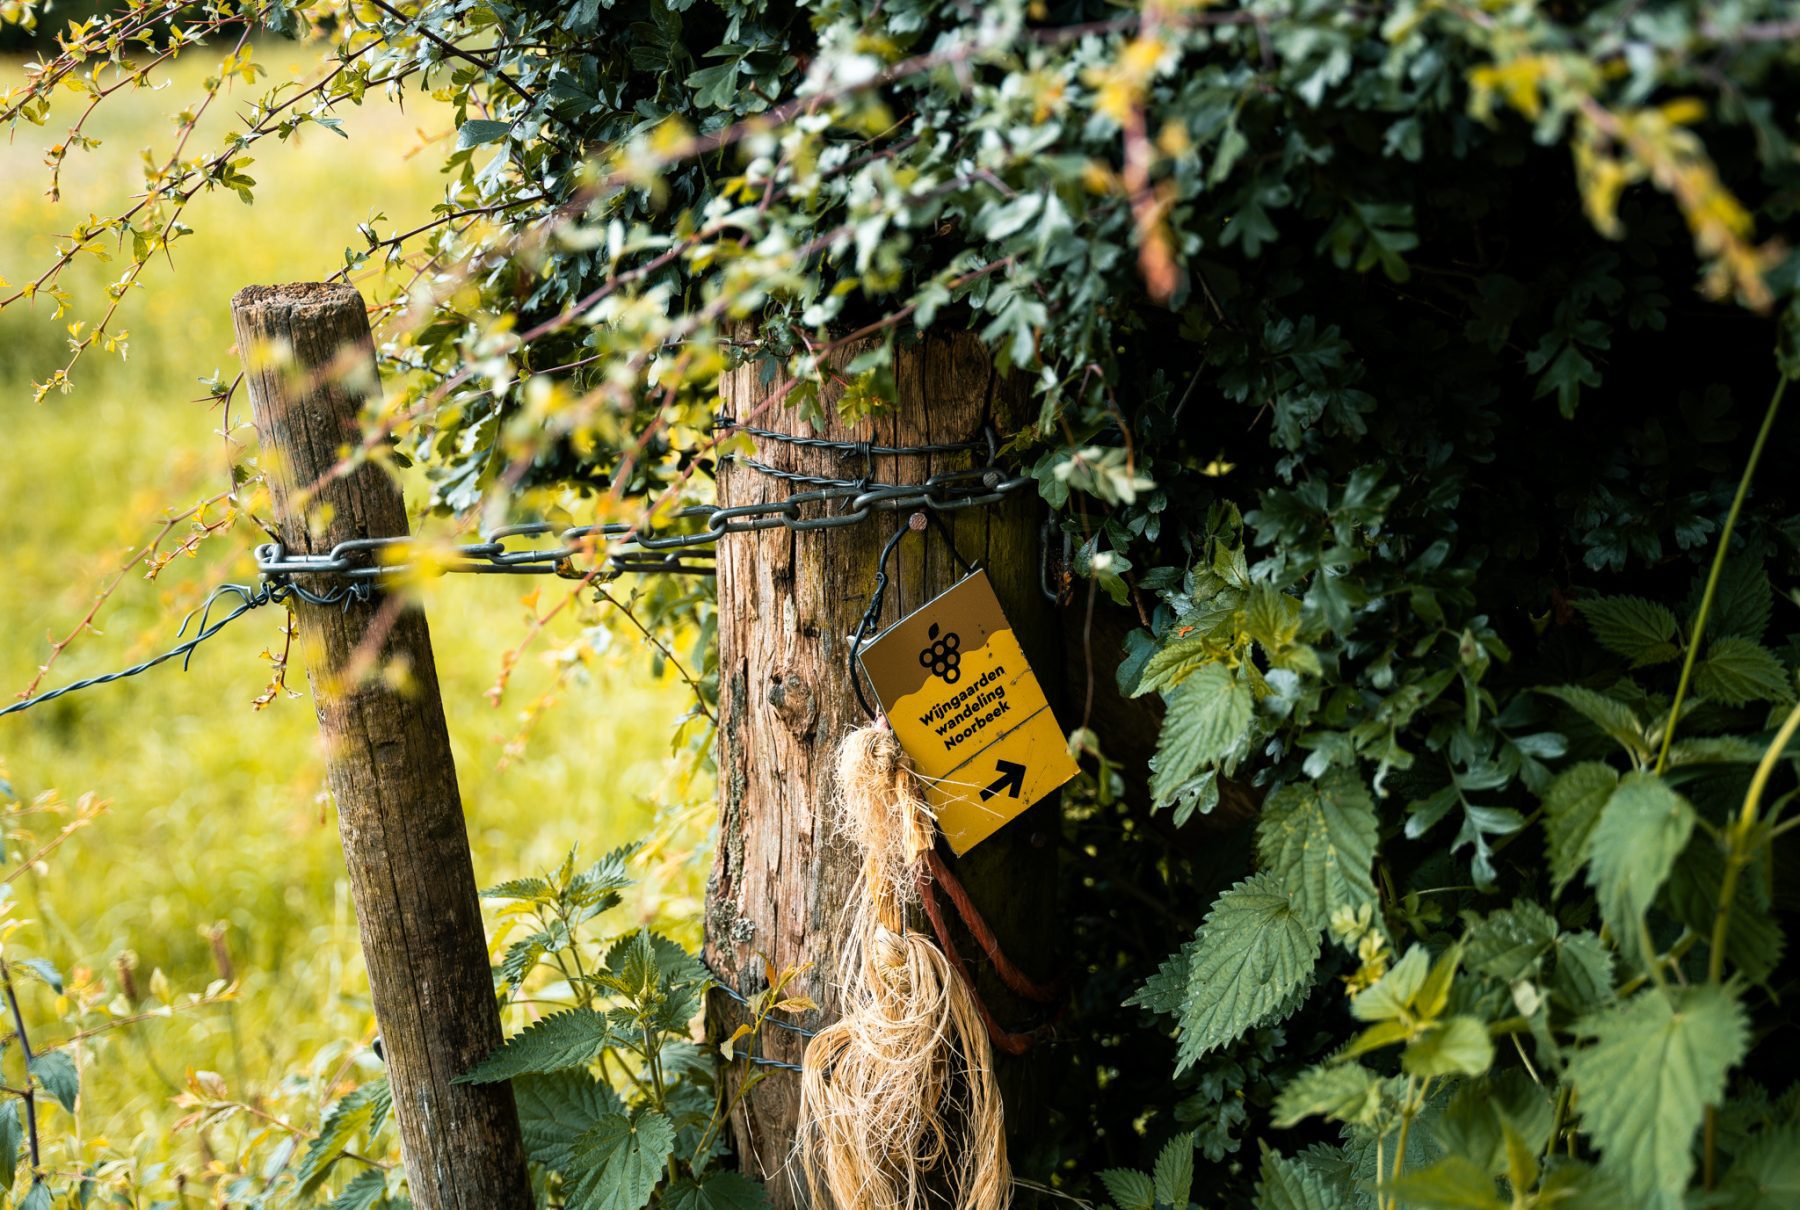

left=1255, top=1142, right=1350, bottom=1210
left=1465, top=900, right=1558, bottom=982
left=13, top=959, right=61, bottom=995
left=1539, top=686, right=1645, bottom=757
left=1695, top=637, right=1792, bottom=706
left=1134, top=635, right=1212, bottom=697
left=1586, top=772, right=1694, bottom=961
left=1097, top=1167, right=1155, bottom=1210
left=1144, top=873, right=1319, bottom=1072
left=455, top=119, right=513, bottom=150
left=566, top=1111, right=676, bottom=1210
left=457, top=1010, right=610, bottom=1084
left=1379, top=1155, right=1507, bottom=1210
left=1568, top=984, right=1749, bottom=1209
left=1351, top=945, right=1429, bottom=1023
left=1254, top=769, right=1378, bottom=929
left=1150, top=665, right=1254, bottom=806
left=1430, top=1071, right=1553, bottom=1178
left=1550, top=931, right=1615, bottom=1014
left=0, top=1099, right=20, bottom=1189
left=1666, top=735, right=1770, bottom=766
left=19, top=1182, right=49, bottom=1210
left=513, top=1070, right=624, bottom=1171
left=326, top=1169, right=388, bottom=1210
left=1718, top=1122, right=1800, bottom=1210
left=1573, top=596, right=1679, bottom=666
left=28, top=1051, right=76, bottom=1114
left=1542, top=761, right=1618, bottom=895
left=1152, top=1132, right=1195, bottom=1208
left=1403, top=1016, right=1493, bottom=1078
left=1271, top=1062, right=1381, bottom=1128
left=660, top=1170, right=772, bottom=1210
left=1708, top=557, right=1774, bottom=640
left=297, top=1080, right=391, bottom=1196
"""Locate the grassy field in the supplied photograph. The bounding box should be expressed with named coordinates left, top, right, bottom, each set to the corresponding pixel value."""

left=0, top=41, right=707, bottom=1193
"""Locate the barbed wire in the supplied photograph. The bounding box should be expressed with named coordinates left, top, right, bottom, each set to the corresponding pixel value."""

left=0, top=581, right=368, bottom=719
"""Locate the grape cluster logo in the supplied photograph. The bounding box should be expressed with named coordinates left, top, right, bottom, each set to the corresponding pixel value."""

left=918, top=622, right=962, bottom=684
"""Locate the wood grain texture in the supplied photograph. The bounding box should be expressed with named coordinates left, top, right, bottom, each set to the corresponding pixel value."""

left=706, top=333, right=1061, bottom=1205
left=231, top=283, right=530, bottom=1210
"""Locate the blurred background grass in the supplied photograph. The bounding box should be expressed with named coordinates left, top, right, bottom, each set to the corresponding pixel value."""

left=0, top=40, right=707, bottom=1182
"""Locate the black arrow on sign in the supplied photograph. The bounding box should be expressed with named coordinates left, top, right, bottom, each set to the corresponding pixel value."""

left=980, top=759, right=1027, bottom=801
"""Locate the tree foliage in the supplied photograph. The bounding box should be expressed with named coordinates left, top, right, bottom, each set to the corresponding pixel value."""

left=5, top=0, right=1800, bottom=1206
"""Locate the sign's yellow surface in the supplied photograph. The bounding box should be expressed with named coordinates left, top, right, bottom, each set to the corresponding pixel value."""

left=857, top=570, right=1078, bottom=853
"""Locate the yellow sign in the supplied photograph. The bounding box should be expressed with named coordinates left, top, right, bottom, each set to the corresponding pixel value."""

left=857, top=570, right=1078, bottom=854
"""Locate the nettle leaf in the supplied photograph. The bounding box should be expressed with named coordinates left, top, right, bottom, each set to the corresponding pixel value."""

left=1539, top=686, right=1646, bottom=758
left=513, top=1070, right=624, bottom=1171
left=566, top=1111, right=677, bottom=1210
left=1550, top=931, right=1615, bottom=1014
left=1098, top=1167, right=1155, bottom=1210
left=1378, top=1155, right=1507, bottom=1210
left=1568, top=984, right=1748, bottom=1209
left=1431, top=1071, right=1553, bottom=1179
left=1573, top=596, right=1679, bottom=667
left=1254, top=769, right=1378, bottom=929
left=457, top=1010, right=610, bottom=1084
left=325, top=1169, right=387, bottom=1210
left=1150, top=664, right=1254, bottom=807
left=1708, top=557, right=1774, bottom=640
left=1271, top=1062, right=1382, bottom=1128
left=1464, top=899, right=1558, bottom=983
left=1695, top=637, right=1792, bottom=706
left=297, top=1079, right=390, bottom=1196
left=1586, top=772, right=1694, bottom=960
left=1152, top=1132, right=1196, bottom=1209
left=1542, top=761, right=1618, bottom=894
left=1255, top=1142, right=1350, bottom=1210
left=1147, top=873, right=1320, bottom=1072
left=660, top=1170, right=771, bottom=1209
left=1718, top=1121, right=1800, bottom=1210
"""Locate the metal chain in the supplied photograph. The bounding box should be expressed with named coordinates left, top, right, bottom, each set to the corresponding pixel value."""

left=257, top=468, right=1030, bottom=588
left=5, top=429, right=1030, bottom=720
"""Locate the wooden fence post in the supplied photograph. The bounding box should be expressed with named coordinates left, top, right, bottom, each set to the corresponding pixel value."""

left=705, top=333, right=1061, bottom=1204
left=231, top=283, right=531, bottom=1210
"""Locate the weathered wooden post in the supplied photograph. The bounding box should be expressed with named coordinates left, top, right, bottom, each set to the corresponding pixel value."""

left=705, top=333, right=1060, bottom=1202
left=231, top=283, right=531, bottom=1210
